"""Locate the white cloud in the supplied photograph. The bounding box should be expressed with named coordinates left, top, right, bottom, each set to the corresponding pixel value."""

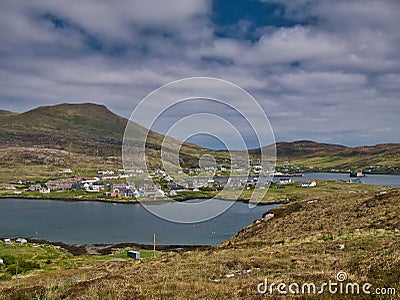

left=270, top=71, right=366, bottom=94
left=0, top=0, right=399, bottom=146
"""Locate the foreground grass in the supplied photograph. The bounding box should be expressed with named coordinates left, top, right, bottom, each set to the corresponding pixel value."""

left=0, top=244, right=162, bottom=283
left=0, top=188, right=399, bottom=299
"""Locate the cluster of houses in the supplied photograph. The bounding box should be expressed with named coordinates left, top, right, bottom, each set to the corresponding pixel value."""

left=26, top=170, right=133, bottom=194
left=11, top=164, right=325, bottom=199
left=2, top=238, right=27, bottom=245
left=364, top=165, right=399, bottom=173
left=274, top=178, right=318, bottom=189
left=179, top=164, right=229, bottom=176
left=25, top=174, right=266, bottom=199
left=24, top=168, right=169, bottom=198
left=172, top=161, right=276, bottom=177
left=104, top=182, right=165, bottom=198
left=337, top=178, right=362, bottom=184
left=167, top=179, right=223, bottom=191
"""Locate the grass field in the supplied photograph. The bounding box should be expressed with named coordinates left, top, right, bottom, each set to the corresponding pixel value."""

left=218, top=180, right=388, bottom=203
left=0, top=243, right=162, bottom=283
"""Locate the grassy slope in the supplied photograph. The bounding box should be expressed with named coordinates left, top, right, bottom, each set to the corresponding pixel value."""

left=0, top=103, right=126, bottom=138
left=0, top=110, right=17, bottom=117
left=0, top=146, right=122, bottom=184
left=0, top=103, right=126, bottom=156
left=1, top=187, right=398, bottom=299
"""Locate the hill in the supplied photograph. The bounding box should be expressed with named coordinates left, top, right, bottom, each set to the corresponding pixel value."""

left=0, top=103, right=125, bottom=156
left=0, top=110, right=17, bottom=117
left=274, top=140, right=348, bottom=158
left=273, top=140, right=400, bottom=160
left=271, top=140, right=400, bottom=173
left=0, top=103, right=219, bottom=170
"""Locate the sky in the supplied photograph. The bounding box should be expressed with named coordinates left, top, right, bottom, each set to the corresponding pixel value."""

left=0, top=0, right=399, bottom=148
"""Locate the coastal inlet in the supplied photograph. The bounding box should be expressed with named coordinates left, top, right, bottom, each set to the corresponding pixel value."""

left=0, top=198, right=280, bottom=246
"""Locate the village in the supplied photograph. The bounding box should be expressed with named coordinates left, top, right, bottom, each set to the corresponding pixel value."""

left=20, top=167, right=267, bottom=199
left=1, top=162, right=326, bottom=200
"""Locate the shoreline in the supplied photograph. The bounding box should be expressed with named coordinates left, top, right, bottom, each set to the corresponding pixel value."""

left=0, top=194, right=288, bottom=206
left=300, top=171, right=400, bottom=175
left=0, top=195, right=140, bottom=204
left=0, top=237, right=212, bottom=255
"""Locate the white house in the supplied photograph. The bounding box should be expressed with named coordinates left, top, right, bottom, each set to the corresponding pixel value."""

left=39, top=187, right=50, bottom=194
left=81, top=177, right=99, bottom=184
left=279, top=178, right=292, bottom=185
left=155, top=189, right=165, bottom=197
left=299, top=181, right=317, bottom=188
left=97, top=170, right=114, bottom=175
left=29, top=184, right=41, bottom=192
left=2, top=238, right=11, bottom=245
left=16, top=238, right=27, bottom=244
left=133, top=190, right=140, bottom=198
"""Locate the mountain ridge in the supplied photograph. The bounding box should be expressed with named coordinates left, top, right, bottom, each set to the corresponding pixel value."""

left=0, top=103, right=399, bottom=172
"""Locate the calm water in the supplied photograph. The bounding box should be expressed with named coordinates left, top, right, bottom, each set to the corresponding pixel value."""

left=0, top=198, right=279, bottom=246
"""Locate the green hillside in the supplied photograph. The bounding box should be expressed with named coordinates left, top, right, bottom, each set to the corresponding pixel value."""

left=0, top=103, right=228, bottom=175
left=0, top=103, right=125, bottom=155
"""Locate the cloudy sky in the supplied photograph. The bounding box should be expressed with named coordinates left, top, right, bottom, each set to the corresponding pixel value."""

left=0, top=0, right=399, bottom=148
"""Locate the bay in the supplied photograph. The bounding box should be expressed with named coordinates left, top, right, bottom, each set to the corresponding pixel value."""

left=0, top=198, right=279, bottom=246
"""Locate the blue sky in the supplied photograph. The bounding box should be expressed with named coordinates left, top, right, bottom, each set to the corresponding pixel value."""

left=0, top=0, right=399, bottom=148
